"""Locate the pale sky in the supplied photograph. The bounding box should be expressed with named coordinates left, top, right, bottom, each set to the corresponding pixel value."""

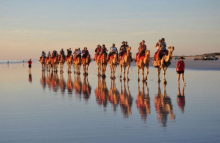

left=1, top=0, right=220, bottom=60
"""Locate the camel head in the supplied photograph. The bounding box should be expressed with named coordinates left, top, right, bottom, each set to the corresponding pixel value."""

left=126, top=46, right=131, bottom=52
left=145, top=50, right=150, bottom=56
left=168, top=46, right=175, bottom=53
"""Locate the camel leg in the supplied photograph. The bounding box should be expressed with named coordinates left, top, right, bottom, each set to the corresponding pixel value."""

left=137, top=67, right=140, bottom=81
left=120, top=65, right=122, bottom=79
left=141, top=67, right=144, bottom=82
left=163, top=67, right=167, bottom=84
left=157, top=68, right=161, bottom=82
left=144, top=65, right=149, bottom=81
left=126, top=64, right=130, bottom=81
left=123, top=66, right=126, bottom=80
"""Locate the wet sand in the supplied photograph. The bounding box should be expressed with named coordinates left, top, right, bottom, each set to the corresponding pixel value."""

left=0, top=61, right=220, bottom=143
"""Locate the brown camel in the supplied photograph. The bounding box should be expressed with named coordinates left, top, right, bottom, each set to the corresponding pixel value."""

left=82, top=54, right=91, bottom=76
left=136, top=50, right=150, bottom=82
left=66, top=55, right=73, bottom=73
left=73, top=56, right=81, bottom=75
left=99, top=53, right=108, bottom=78
left=154, top=46, right=175, bottom=83
left=108, top=53, right=118, bottom=79
left=119, top=46, right=132, bottom=81
left=39, top=56, right=46, bottom=71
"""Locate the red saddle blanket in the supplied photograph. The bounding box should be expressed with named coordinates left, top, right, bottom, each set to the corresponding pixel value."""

left=108, top=55, right=114, bottom=61
left=136, top=53, right=145, bottom=62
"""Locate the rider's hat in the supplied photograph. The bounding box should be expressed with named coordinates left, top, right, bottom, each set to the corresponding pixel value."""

left=179, top=57, right=185, bottom=59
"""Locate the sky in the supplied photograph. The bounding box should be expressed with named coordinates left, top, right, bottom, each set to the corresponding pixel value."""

left=0, top=0, right=220, bottom=60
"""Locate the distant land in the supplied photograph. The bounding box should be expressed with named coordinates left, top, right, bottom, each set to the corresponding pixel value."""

left=173, top=52, right=220, bottom=58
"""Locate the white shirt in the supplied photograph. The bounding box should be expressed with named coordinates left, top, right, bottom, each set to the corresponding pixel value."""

left=77, top=50, right=81, bottom=55
left=110, top=47, right=117, bottom=52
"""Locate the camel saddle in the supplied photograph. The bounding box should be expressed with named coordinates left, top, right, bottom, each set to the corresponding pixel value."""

left=136, top=52, right=145, bottom=62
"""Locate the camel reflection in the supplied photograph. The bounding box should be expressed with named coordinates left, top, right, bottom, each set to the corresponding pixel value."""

left=59, top=73, right=66, bottom=94
left=51, top=72, right=59, bottom=92
left=154, top=83, right=175, bottom=127
left=40, top=71, right=46, bottom=89
left=136, top=82, right=150, bottom=123
left=120, top=81, right=133, bottom=118
left=177, top=85, right=185, bottom=113
left=95, top=77, right=108, bottom=108
left=46, top=72, right=52, bottom=90
left=73, top=74, right=82, bottom=97
left=82, top=76, right=92, bottom=103
left=108, top=79, right=120, bottom=113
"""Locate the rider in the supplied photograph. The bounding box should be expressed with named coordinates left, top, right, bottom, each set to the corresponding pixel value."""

left=138, top=40, right=147, bottom=58
left=42, top=51, right=46, bottom=58
left=119, top=41, right=126, bottom=59
left=108, top=43, right=118, bottom=60
left=60, top=48, right=65, bottom=56
left=158, top=38, right=168, bottom=59
left=154, top=39, right=162, bottom=61
left=68, top=48, right=72, bottom=56
left=76, top=48, right=82, bottom=59
left=101, top=44, right=108, bottom=56
left=82, top=47, right=89, bottom=58
left=47, top=51, right=51, bottom=57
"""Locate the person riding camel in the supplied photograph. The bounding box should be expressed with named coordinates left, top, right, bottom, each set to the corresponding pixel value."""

left=138, top=40, right=147, bottom=58
left=42, top=51, right=46, bottom=58
left=47, top=51, right=51, bottom=57
left=108, top=43, right=118, bottom=61
left=68, top=48, right=72, bottom=57
left=158, top=38, right=168, bottom=59
left=154, top=39, right=162, bottom=61
left=101, top=44, right=108, bottom=56
left=82, top=47, right=89, bottom=58
left=76, top=48, right=82, bottom=59
left=119, top=41, right=126, bottom=59
left=94, top=45, right=101, bottom=60
left=60, top=48, right=65, bottom=56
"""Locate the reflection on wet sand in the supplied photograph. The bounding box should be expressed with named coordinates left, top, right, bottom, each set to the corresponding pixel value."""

left=82, top=76, right=92, bottom=103
left=95, top=77, right=108, bottom=109
left=136, top=82, right=150, bottom=123
left=120, top=81, right=133, bottom=118
left=177, top=85, right=185, bottom=113
left=108, top=79, right=120, bottom=113
left=73, top=74, right=82, bottom=98
left=29, top=74, right=32, bottom=83
left=59, top=73, right=66, bottom=94
left=51, top=72, right=59, bottom=92
left=40, top=72, right=46, bottom=89
left=154, top=83, right=175, bottom=127
left=67, top=73, right=74, bottom=95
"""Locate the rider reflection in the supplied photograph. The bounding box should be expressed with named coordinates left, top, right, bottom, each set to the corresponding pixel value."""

left=136, top=82, right=150, bottom=123
left=154, top=83, right=175, bottom=127
left=177, top=85, right=185, bottom=113
left=29, top=74, right=32, bottom=83
left=51, top=72, right=59, bottom=92
left=119, top=80, right=133, bottom=118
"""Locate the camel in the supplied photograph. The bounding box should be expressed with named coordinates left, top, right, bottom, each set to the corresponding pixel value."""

left=154, top=46, right=175, bottom=83
left=154, top=82, right=175, bottom=127
left=39, top=56, right=46, bottom=71
left=45, top=57, right=52, bottom=72
left=119, top=46, right=132, bottom=81
left=59, top=55, right=66, bottom=74
left=73, top=56, right=81, bottom=75
left=136, top=50, right=150, bottom=82
left=136, top=82, right=150, bottom=123
left=108, top=53, right=118, bottom=79
left=119, top=80, right=133, bottom=118
left=81, top=54, right=91, bottom=76
left=66, top=55, right=73, bottom=73
left=99, top=53, right=108, bottom=78
left=51, top=55, right=59, bottom=72
left=94, top=53, right=101, bottom=76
